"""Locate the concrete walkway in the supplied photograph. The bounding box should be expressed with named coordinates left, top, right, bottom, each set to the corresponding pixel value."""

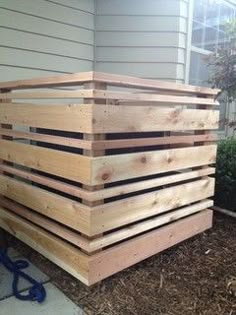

left=0, top=248, right=84, bottom=315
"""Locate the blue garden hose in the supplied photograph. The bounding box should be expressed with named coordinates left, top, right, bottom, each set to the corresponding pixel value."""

left=0, top=248, right=46, bottom=303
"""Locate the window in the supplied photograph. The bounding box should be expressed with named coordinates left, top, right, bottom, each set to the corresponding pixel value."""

left=190, top=0, right=236, bottom=134
left=191, top=0, right=235, bottom=54
left=189, top=51, right=210, bottom=86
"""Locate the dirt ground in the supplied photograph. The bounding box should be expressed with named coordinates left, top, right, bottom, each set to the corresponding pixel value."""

left=4, top=212, right=236, bottom=315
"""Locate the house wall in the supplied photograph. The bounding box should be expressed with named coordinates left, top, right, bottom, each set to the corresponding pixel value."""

left=0, top=0, right=95, bottom=81
left=95, top=0, right=189, bottom=82
left=0, top=0, right=190, bottom=83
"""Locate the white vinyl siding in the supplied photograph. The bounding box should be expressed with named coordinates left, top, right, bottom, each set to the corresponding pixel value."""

left=0, top=0, right=190, bottom=82
left=0, top=0, right=94, bottom=81
left=95, top=0, right=188, bottom=81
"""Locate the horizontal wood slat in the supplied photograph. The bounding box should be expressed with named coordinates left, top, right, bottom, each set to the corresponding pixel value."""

left=0, top=164, right=90, bottom=200
left=92, top=90, right=219, bottom=105
left=88, top=199, right=213, bottom=251
left=90, top=178, right=215, bottom=234
left=86, top=167, right=215, bottom=201
left=0, top=143, right=217, bottom=186
left=0, top=71, right=94, bottom=90
left=91, top=134, right=218, bottom=150
left=0, top=175, right=215, bottom=237
left=0, top=103, right=93, bottom=133
left=0, top=104, right=219, bottom=134
left=0, top=174, right=90, bottom=234
left=91, top=145, right=217, bottom=185
left=0, top=206, right=213, bottom=285
left=0, top=128, right=217, bottom=150
left=0, top=196, right=213, bottom=253
left=0, top=164, right=215, bottom=202
left=93, top=72, right=219, bottom=96
left=89, top=209, right=213, bottom=285
left=0, top=206, right=89, bottom=285
left=92, top=105, right=219, bottom=133
left=0, top=71, right=219, bottom=96
left=0, top=128, right=91, bottom=150
left=0, top=139, right=91, bottom=184
left=0, top=197, right=91, bottom=252
left=0, top=89, right=219, bottom=105
left=0, top=90, right=94, bottom=100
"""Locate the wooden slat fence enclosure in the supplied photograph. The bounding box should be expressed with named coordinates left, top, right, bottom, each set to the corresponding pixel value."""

left=0, top=72, right=219, bottom=285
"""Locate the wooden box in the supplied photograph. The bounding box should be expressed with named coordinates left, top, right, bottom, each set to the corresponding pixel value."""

left=0, top=72, right=219, bottom=285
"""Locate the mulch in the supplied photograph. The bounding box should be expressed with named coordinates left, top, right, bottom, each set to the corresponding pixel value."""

left=4, top=212, right=236, bottom=315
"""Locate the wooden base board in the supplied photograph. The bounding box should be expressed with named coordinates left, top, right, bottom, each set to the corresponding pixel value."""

left=89, top=209, right=213, bottom=285
left=0, top=207, right=213, bottom=286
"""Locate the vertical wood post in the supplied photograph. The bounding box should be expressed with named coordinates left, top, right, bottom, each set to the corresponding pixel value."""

left=0, top=89, right=12, bottom=175
left=195, top=96, right=213, bottom=175
left=0, top=89, right=11, bottom=243
left=82, top=81, right=107, bottom=252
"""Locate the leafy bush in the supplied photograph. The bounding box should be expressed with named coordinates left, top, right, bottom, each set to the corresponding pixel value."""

left=207, top=19, right=236, bottom=98
left=215, top=137, right=236, bottom=211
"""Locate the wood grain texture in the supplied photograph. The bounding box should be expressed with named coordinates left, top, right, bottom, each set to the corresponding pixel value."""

left=91, top=145, right=217, bottom=185
left=0, top=197, right=91, bottom=251
left=91, top=134, right=218, bottom=150
left=88, top=210, right=213, bottom=285
left=93, top=72, right=219, bottom=95
left=0, top=140, right=91, bottom=184
left=90, top=178, right=215, bottom=235
left=0, top=72, right=93, bottom=90
left=92, top=90, right=219, bottom=105
left=0, top=103, right=220, bottom=135
left=0, top=88, right=12, bottom=174
left=0, top=174, right=90, bottom=234
left=0, top=103, right=93, bottom=133
left=85, top=167, right=215, bottom=201
left=0, top=164, right=91, bottom=200
left=0, top=164, right=215, bottom=202
left=0, top=71, right=219, bottom=95
left=91, top=104, right=219, bottom=133
left=0, top=206, right=89, bottom=285
left=0, top=205, right=213, bottom=285
left=0, top=89, right=218, bottom=105
left=0, top=130, right=218, bottom=152
left=0, top=90, right=94, bottom=100
left=88, top=199, right=213, bottom=251
left=0, top=128, right=91, bottom=150
left=0, top=196, right=213, bottom=253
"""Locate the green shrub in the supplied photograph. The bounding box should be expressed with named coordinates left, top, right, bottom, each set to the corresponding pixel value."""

left=215, top=137, right=236, bottom=211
